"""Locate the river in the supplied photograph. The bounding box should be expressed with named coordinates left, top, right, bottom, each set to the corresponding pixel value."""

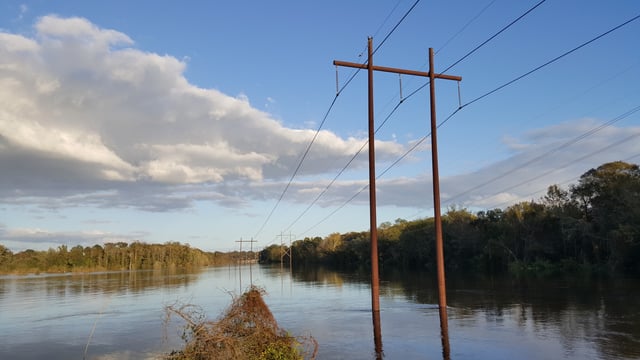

left=0, top=264, right=638, bottom=359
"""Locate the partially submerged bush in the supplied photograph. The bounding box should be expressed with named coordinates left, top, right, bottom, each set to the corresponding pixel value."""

left=165, top=286, right=317, bottom=360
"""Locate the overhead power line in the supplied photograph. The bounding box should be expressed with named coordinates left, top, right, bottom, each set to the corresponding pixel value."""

left=486, top=131, right=640, bottom=210
left=277, top=6, right=640, bottom=240
left=463, top=13, right=640, bottom=108
left=442, top=104, right=640, bottom=206
left=372, top=0, right=422, bottom=56
left=297, top=89, right=639, bottom=237
left=252, top=95, right=340, bottom=239
left=387, top=0, right=548, bottom=117
left=252, top=0, right=423, bottom=240
left=290, top=2, right=549, bottom=237
left=299, top=134, right=430, bottom=237
left=437, top=12, right=640, bottom=129
left=436, top=0, right=498, bottom=55
left=442, top=0, right=547, bottom=74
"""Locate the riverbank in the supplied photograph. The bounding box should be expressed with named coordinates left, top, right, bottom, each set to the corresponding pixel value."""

left=0, top=241, right=244, bottom=275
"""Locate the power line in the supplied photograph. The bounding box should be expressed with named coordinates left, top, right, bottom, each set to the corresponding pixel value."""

left=442, top=0, right=547, bottom=74
left=436, top=0, right=498, bottom=55
left=442, top=104, right=640, bottom=206
left=296, top=100, right=639, bottom=237
left=461, top=13, right=640, bottom=109
left=401, top=136, right=640, bottom=236
left=275, top=1, right=537, bottom=237
left=485, top=129, right=640, bottom=209
left=266, top=6, right=639, bottom=241
left=372, top=0, right=422, bottom=56
left=381, top=0, right=548, bottom=121
left=299, top=134, right=430, bottom=237
left=375, top=0, right=497, bottom=117
left=435, top=12, right=640, bottom=129
left=252, top=95, right=340, bottom=239
left=283, top=98, right=410, bottom=232
left=253, top=3, right=424, bottom=240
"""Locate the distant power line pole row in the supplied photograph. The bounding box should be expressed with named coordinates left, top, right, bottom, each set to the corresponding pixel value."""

left=236, top=237, right=257, bottom=289
left=277, top=232, right=293, bottom=268
left=235, top=237, right=257, bottom=257
left=334, top=37, right=461, bottom=359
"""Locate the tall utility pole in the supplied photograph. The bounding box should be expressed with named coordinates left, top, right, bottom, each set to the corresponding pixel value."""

left=334, top=38, right=461, bottom=356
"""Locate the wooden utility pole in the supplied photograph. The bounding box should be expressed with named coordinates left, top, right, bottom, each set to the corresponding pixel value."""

left=236, top=237, right=257, bottom=288
left=236, top=237, right=257, bottom=261
left=277, top=232, right=293, bottom=268
left=334, top=38, right=460, bottom=356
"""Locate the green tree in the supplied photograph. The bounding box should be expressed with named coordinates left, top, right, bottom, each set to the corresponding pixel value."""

left=570, top=161, right=640, bottom=272
left=398, top=218, right=435, bottom=269
left=0, top=244, right=13, bottom=271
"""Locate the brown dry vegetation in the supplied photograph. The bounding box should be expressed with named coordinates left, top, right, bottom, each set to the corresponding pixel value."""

left=164, top=286, right=317, bottom=360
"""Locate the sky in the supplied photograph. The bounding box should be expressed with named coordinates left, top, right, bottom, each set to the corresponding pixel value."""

left=1, top=0, right=639, bottom=252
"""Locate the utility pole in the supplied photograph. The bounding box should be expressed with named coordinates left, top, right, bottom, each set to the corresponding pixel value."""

left=334, top=38, right=460, bottom=357
left=236, top=237, right=257, bottom=260
left=277, top=232, right=293, bottom=268
left=236, top=237, right=257, bottom=288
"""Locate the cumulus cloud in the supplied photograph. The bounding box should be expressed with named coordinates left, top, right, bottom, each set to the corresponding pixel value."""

left=1, top=15, right=638, bottom=220
left=0, top=15, right=404, bottom=210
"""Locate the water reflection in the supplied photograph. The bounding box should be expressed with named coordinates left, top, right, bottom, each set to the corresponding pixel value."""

left=372, top=309, right=383, bottom=359
left=268, top=266, right=640, bottom=359
left=0, top=268, right=202, bottom=297
left=1, top=266, right=639, bottom=359
left=439, top=307, right=450, bottom=360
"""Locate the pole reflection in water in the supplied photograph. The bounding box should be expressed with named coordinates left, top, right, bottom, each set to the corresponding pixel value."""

left=439, top=306, right=451, bottom=360
left=372, top=309, right=383, bottom=359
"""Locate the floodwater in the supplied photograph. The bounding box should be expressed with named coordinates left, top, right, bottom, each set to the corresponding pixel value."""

left=0, top=264, right=639, bottom=359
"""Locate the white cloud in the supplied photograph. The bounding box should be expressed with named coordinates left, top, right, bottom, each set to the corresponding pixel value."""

left=1, top=15, right=638, bottom=219
left=0, top=15, right=404, bottom=211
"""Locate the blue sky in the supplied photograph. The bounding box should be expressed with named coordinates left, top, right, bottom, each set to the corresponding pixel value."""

left=1, top=0, right=639, bottom=252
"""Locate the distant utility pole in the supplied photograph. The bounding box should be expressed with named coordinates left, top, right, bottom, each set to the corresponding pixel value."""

left=277, top=232, right=293, bottom=268
left=334, top=37, right=461, bottom=356
left=236, top=237, right=257, bottom=262
left=236, top=237, right=257, bottom=288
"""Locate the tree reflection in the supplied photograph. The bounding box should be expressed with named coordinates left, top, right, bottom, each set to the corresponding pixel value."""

left=262, top=264, right=640, bottom=359
left=6, top=268, right=203, bottom=298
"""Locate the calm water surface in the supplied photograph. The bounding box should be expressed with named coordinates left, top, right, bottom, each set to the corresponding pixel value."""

left=0, top=265, right=638, bottom=359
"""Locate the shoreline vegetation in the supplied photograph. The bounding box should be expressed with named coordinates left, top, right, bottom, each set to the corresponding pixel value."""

left=0, top=241, right=251, bottom=275
left=2, top=161, right=639, bottom=277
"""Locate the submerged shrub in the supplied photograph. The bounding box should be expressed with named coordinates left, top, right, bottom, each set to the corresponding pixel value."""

left=165, top=286, right=316, bottom=360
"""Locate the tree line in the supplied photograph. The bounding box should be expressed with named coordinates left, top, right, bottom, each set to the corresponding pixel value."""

left=260, top=161, right=640, bottom=276
left=0, top=241, right=244, bottom=274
